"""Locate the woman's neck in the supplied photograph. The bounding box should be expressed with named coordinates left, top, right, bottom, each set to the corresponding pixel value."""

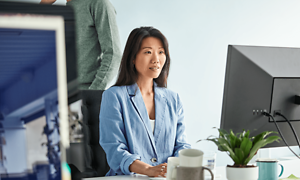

left=136, top=78, right=153, bottom=96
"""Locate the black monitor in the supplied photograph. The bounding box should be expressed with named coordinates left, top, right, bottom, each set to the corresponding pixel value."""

left=220, top=45, right=300, bottom=148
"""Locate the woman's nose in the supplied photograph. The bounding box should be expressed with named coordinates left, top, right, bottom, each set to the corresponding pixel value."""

left=151, top=53, right=160, bottom=64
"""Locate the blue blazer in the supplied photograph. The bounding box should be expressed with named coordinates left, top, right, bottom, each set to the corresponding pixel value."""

left=99, top=83, right=191, bottom=176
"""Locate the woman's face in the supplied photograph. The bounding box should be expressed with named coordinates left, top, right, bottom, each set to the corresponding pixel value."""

left=134, top=37, right=166, bottom=81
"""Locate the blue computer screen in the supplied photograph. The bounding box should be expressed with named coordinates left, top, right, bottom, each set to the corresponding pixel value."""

left=0, top=27, right=62, bottom=180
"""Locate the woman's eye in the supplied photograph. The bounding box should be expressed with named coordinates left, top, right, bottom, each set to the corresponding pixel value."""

left=159, top=51, right=165, bottom=54
left=145, top=51, right=151, bottom=54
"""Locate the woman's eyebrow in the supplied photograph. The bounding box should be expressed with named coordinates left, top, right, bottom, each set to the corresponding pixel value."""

left=142, top=47, right=152, bottom=49
left=141, top=47, right=164, bottom=49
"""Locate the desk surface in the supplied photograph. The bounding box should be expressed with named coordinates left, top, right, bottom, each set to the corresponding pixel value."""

left=84, top=175, right=164, bottom=180
left=84, top=175, right=219, bottom=180
left=84, top=158, right=299, bottom=180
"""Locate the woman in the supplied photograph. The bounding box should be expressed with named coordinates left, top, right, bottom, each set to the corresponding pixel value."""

left=99, top=27, right=191, bottom=177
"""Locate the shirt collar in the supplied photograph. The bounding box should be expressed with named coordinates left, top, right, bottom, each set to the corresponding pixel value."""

left=126, top=81, right=165, bottom=98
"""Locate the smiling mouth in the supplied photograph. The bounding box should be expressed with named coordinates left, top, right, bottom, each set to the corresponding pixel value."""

left=149, top=67, right=160, bottom=70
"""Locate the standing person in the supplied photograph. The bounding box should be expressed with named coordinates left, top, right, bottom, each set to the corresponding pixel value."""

left=40, top=0, right=122, bottom=90
left=100, top=27, right=191, bottom=177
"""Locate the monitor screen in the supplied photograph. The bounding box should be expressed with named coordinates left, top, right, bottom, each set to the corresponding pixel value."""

left=0, top=14, right=69, bottom=180
left=0, top=1, right=79, bottom=102
left=220, top=45, right=300, bottom=148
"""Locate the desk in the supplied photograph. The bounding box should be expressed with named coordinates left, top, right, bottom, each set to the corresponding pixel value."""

left=84, top=174, right=221, bottom=180
left=85, top=175, right=161, bottom=180
left=84, top=158, right=299, bottom=180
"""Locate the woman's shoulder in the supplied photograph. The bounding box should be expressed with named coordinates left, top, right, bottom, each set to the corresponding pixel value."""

left=101, top=86, right=129, bottom=102
left=104, top=85, right=127, bottom=95
left=156, top=87, right=180, bottom=103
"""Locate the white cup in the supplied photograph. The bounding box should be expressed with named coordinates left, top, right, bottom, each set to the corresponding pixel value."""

left=179, top=149, right=204, bottom=167
left=167, top=157, right=179, bottom=180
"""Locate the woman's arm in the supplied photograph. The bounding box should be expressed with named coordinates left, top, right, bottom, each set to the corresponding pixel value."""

left=129, top=160, right=167, bottom=177
left=39, top=0, right=56, bottom=4
left=173, top=93, right=192, bottom=156
left=100, top=90, right=140, bottom=175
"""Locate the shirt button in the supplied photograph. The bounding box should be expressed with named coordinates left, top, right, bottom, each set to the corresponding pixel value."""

left=151, top=158, right=157, bottom=163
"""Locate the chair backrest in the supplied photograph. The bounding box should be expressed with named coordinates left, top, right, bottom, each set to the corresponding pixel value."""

left=80, top=90, right=110, bottom=177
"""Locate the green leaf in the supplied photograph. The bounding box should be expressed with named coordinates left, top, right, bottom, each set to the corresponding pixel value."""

left=218, top=129, right=229, bottom=138
left=244, top=130, right=250, bottom=139
left=219, top=143, right=239, bottom=163
left=216, top=137, right=231, bottom=149
left=218, top=129, right=231, bottom=143
left=244, top=135, right=281, bottom=164
left=261, top=135, right=281, bottom=147
left=229, top=131, right=237, bottom=149
left=235, top=136, right=242, bottom=148
left=234, top=148, right=244, bottom=165
left=252, top=131, right=278, bottom=146
left=240, top=137, right=252, bottom=157
left=205, top=137, right=230, bottom=152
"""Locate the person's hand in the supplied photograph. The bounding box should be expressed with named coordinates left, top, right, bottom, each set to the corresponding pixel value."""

left=40, top=0, right=57, bottom=4
left=146, top=163, right=167, bottom=177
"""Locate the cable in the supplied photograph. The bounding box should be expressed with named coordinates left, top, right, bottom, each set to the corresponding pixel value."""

left=275, top=112, right=300, bottom=150
left=262, top=112, right=300, bottom=159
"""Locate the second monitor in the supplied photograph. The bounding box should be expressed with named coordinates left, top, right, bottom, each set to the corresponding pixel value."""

left=220, top=45, right=300, bottom=148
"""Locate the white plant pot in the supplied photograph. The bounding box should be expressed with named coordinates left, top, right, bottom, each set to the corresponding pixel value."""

left=226, top=166, right=258, bottom=180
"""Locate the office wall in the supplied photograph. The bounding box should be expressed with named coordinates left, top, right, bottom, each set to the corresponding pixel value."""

left=109, top=0, right=300, bottom=166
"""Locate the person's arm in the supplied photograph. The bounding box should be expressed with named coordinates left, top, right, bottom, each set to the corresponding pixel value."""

left=89, top=0, right=122, bottom=90
left=100, top=90, right=139, bottom=174
left=40, top=0, right=56, bottom=4
left=173, top=93, right=192, bottom=157
left=129, top=160, right=167, bottom=177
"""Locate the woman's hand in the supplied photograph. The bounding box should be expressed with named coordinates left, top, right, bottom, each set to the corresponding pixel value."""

left=146, top=163, right=167, bottom=177
left=129, top=160, right=167, bottom=177
left=40, top=0, right=56, bottom=4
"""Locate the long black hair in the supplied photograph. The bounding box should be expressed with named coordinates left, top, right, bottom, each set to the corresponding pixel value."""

left=114, top=27, right=170, bottom=87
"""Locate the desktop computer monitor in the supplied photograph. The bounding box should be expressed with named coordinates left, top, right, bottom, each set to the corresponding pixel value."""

left=0, top=14, right=69, bottom=180
left=220, top=45, right=300, bottom=148
left=0, top=2, right=86, bottom=179
left=0, top=1, right=79, bottom=101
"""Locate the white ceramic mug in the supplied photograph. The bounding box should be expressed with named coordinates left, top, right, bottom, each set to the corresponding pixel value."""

left=167, top=157, right=179, bottom=180
left=179, top=149, right=204, bottom=167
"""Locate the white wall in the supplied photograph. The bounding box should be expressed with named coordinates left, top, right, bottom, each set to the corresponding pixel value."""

left=109, top=0, right=300, bottom=166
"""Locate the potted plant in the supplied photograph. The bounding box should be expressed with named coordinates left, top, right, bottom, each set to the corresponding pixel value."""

left=198, top=128, right=281, bottom=180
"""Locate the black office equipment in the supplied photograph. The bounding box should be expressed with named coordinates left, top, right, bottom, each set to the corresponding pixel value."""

left=221, top=45, right=300, bottom=148
left=80, top=90, right=110, bottom=177
left=0, top=1, right=79, bottom=100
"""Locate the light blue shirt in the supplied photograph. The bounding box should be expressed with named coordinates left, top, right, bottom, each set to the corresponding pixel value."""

left=99, top=82, right=191, bottom=176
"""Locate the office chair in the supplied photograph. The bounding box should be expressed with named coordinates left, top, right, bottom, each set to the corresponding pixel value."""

left=79, top=90, right=110, bottom=178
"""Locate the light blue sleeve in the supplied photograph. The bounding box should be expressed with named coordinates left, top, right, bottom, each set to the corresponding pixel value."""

left=99, top=90, right=141, bottom=174
left=173, top=93, right=192, bottom=157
